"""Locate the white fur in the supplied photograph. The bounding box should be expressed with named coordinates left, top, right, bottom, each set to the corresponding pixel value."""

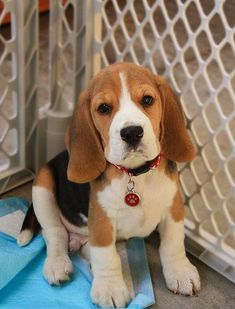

left=33, top=186, right=73, bottom=285
left=106, top=72, right=160, bottom=168
left=33, top=186, right=63, bottom=229
left=98, top=168, right=177, bottom=239
left=79, top=213, right=88, bottom=223
left=90, top=245, right=130, bottom=308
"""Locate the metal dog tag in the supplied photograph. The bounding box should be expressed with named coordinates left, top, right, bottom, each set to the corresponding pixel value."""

left=124, top=178, right=141, bottom=207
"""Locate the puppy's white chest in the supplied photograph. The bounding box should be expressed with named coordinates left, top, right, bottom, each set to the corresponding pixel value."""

left=97, top=170, right=177, bottom=239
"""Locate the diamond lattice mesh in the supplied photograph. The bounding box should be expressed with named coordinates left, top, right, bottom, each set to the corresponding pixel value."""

left=0, top=1, right=18, bottom=175
left=98, top=0, right=235, bottom=276
left=0, top=0, right=38, bottom=192
left=49, top=0, right=93, bottom=112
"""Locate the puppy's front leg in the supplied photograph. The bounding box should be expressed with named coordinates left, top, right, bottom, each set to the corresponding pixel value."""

left=159, top=191, right=200, bottom=295
left=89, top=200, right=130, bottom=308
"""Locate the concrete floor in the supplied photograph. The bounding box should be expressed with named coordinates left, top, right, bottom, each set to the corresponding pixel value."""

left=2, top=182, right=235, bottom=309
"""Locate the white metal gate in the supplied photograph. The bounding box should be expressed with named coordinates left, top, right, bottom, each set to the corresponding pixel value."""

left=45, top=0, right=101, bottom=160
left=0, top=0, right=234, bottom=283
left=96, top=0, right=235, bottom=282
left=0, top=0, right=38, bottom=194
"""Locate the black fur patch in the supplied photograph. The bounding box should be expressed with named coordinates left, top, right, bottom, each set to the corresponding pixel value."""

left=166, top=160, right=177, bottom=174
left=20, top=203, right=41, bottom=234
left=48, top=151, right=90, bottom=226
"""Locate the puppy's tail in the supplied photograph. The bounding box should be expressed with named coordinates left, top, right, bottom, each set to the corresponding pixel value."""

left=17, top=203, right=41, bottom=247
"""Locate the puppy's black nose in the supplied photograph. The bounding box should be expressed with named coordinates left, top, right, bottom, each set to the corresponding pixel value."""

left=120, top=126, right=144, bottom=147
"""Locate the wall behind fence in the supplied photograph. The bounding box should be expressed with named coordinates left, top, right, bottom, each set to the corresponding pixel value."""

left=95, top=0, right=235, bottom=282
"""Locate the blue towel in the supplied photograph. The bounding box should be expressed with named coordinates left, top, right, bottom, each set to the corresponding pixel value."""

left=0, top=198, right=155, bottom=308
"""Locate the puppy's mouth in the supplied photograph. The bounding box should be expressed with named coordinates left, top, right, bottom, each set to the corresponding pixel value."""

left=107, top=138, right=159, bottom=169
left=121, top=146, right=154, bottom=169
left=123, top=148, right=144, bottom=159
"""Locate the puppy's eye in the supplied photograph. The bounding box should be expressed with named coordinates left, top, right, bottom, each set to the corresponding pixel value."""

left=141, top=95, right=153, bottom=107
left=98, top=103, right=112, bottom=115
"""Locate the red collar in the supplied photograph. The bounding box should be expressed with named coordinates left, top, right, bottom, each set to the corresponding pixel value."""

left=113, top=153, right=162, bottom=176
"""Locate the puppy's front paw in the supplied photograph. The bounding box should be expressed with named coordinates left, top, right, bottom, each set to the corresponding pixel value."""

left=43, top=255, right=73, bottom=285
left=163, top=258, right=200, bottom=296
left=91, top=277, right=131, bottom=308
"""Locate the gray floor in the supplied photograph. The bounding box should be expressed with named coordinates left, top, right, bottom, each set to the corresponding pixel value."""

left=146, top=233, right=235, bottom=309
left=2, top=182, right=235, bottom=309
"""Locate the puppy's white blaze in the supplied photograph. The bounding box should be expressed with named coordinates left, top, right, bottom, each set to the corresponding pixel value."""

left=107, top=72, right=159, bottom=168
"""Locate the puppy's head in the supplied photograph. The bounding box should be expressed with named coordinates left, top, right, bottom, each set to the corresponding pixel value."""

left=66, top=63, right=195, bottom=183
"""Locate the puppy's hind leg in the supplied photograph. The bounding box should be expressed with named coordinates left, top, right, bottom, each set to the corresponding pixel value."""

left=33, top=165, right=73, bottom=285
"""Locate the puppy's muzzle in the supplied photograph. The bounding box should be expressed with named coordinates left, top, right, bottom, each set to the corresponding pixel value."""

left=120, top=126, right=144, bottom=148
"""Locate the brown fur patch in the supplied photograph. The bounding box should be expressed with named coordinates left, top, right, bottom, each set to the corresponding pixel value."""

left=67, top=90, right=107, bottom=184
left=100, top=163, right=123, bottom=185
left=90, top=69, right=121, bottom=152
left=170, top=190, right=185, bottom=222
left=88, top=164, right=123, bottom=247
left=34, top=165, right=54, bottom=192
left=156, top=76, right=196, bottom=162
left=160, top=156, right=184, bottom=222
left=165, top=159, right=178, bottom=182
left=67, top=69, right=123, bottom=184
left=88, top=186, right=113, bottom=247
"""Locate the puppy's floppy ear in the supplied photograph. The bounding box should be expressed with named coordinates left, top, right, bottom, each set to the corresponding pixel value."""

left=66, top=90, right=106, bottom=183
left=156, top=76, right=196, bottom=162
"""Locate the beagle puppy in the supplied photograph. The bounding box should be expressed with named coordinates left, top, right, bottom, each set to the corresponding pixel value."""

left=19, top=63, right=200, bottom=308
